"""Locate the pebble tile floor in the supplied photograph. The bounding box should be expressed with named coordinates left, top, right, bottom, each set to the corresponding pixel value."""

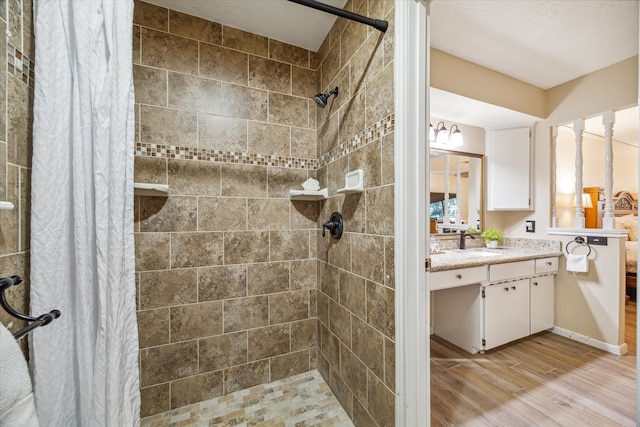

left=141, top=370, right=354, bottom=427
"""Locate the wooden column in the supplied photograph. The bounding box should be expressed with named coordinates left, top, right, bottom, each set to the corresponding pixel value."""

left=602, top=111, right=615, bottom=229
left=573, top=119, right=585, bottom=229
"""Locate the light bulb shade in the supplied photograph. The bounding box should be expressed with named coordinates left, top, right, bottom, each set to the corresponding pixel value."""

left=434, top=121, right=448, bottom=144
left=449, top=125, right=463, bottom=147
left=429, top=123, right=436, bottom=142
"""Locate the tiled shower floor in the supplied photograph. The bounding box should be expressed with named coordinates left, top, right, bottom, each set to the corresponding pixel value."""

left=141, top=370, right=354, bottom=426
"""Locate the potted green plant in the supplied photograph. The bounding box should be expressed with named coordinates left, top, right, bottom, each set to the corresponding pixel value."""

left=481, top=228, right=504, bottom=248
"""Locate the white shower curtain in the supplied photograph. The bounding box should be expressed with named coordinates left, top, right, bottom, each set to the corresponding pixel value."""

left=30, top=1, right=140, bottom=426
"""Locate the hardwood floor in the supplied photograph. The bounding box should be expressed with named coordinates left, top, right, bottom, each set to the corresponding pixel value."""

left=431, top=302, right=637, bottom=426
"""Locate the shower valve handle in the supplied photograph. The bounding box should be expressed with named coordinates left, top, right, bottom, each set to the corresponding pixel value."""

left=322, top=212, right=344, bottom=240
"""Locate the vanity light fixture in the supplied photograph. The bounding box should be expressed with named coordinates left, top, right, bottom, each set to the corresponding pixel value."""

left=449, top=124, right=464, bottom=146
left=434, top=121, right=448, bottom=144
left=429, top=123, right=436, bottom=142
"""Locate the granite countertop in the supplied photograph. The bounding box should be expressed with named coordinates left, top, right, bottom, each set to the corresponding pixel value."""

left=430, top=243, right=563, bottom=272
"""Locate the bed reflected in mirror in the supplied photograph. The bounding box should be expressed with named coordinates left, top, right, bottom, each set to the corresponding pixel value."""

left=429, top=149, right=484, bottom=235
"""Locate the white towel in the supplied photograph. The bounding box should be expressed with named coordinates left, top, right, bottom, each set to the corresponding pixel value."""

left=0, top=323, right=39, bottom=427
left=566, top=254, right=589, bottom=273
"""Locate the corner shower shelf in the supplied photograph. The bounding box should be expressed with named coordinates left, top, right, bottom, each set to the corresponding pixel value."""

left=134, top=182, right=169, bottom=197
left=0, top=201, right=14, bottom=210
left=289, top=188, right=328, bottom=201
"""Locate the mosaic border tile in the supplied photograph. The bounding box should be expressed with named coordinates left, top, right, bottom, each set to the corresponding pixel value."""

left=134, top=113, right=395, bottom=171
left=317, top=113, right=395, bottom=168
left=7, top=43, right=34, bottom=89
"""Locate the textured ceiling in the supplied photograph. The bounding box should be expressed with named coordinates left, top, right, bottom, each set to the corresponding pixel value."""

left=430, top=0, right=639, bottom=90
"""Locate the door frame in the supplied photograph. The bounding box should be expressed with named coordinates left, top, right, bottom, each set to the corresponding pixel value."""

left=394, top=0, right=430, bottom=425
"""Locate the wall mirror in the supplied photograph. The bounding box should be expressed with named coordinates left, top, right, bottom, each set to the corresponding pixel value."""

left=429, top=149, right=484, bottom=236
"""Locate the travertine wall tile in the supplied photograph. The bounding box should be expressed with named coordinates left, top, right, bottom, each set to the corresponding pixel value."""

left=140, top=383, right=170, bottom=418
left=199, top=44, right=248, bottom=85
left=198, top=264, right=247, bottom=301
left=198, top=197, right=245, bottom=232
left=168, top=73, right=221, bottom=115
left=340, top=345, right=368, bottom=407
left=366, top=184, right=394, bottom=236
left=137, top=308, right=170, bottom=348
left=223, top=295, right=269, bottom=332
left=199, top=331, right=247, bottom=372
left=169, top=10, right=222, bottom=44
left=198, top=114, right=247, bottom=152
left=247, top=324, right=290, bottom=361
left=141, top=29, right=198, bottom=75
left=247, top=122, right=290, bottom=157
left=221, top=83, right=268, bottom=121
left=170, top=232, right=223, bottom=268
left=223, top=26, right=268, bottom=57
left=247, top=198, right=290, bottom=231
left=140, top=341, right=198, bottom=386
left=170, top=301, right=223, bottom=341
left=224, top=230, right=269, bottom=264
left=291, top=318, right=316, bottom=351
left=249, top=56, right=291, bottom=94
left=170, top=371, right=223, bottom=410
left=352, top=316, right=384, bottom=379
left=270, top=39, right=309, bottom=68
left=224, top=359, right=270, bottom=394
left=140, top=105, right=197, bottom=146
left=134, top=0, right=168, bottom=30
left=168, top=159, right=220, bottom=196
left=139, top=196, right=197, bottom=232
left=135, top=232, right=170, bottom=271
left=269, top=93, right=309, bottom=128
left=247, top=262, right=289, bottom=295
left=221, top=163, right=267, bottom=198
left=269, top=290, right=309, bottom=324
left=139, top=269, right=197, bottom=310
left=133, top=65, right=167, bottom=107
left=270, top=350, right=310, bottom=381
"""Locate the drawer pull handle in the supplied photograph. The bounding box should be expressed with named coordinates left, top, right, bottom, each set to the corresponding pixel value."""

left=533, top=282, right=538, bottom=286
left=511, top=286, right=516, bottom=290
left=456, top=274, right=462, bottom=279
left=545, top=261, right=552, bottom=266
left=504, top=287, right=509, bottom=291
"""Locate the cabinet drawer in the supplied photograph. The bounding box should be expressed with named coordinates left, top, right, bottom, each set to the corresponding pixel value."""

left=535, top=257, right=558, bottom=274
left=489, top=260, right=534, bottom=282
left=431, top=266, right=487, bottom=291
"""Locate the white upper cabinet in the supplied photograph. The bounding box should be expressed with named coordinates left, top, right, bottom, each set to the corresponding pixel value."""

left=486, top=127, right=532, bottom=211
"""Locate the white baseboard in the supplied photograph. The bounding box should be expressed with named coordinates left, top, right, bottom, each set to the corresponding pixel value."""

left=551, top=326, right=628, bottom=356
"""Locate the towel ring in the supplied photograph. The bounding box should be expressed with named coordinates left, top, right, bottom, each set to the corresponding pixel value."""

left=565, top=236, right=592, bottom=257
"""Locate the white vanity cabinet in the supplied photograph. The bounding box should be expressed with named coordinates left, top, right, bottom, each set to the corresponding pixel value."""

left=432, top=256, right=559, bottom=354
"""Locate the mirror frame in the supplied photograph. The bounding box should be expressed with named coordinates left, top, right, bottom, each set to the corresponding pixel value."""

left=429, top=148, right=485, bottom=239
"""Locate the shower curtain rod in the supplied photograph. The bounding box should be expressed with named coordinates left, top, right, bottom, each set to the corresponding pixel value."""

left=288, top=0, right=388, bottom=33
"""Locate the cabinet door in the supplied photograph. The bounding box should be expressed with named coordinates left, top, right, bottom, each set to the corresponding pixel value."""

left=508, top=279, right=531, bottom=341
left=483, top=284, right=511, bottom=350
left=486, top=127, right=531, bottom=211
left=484, top=279, right=530, bottom=350
left=530, top=275, right=555, bottom=334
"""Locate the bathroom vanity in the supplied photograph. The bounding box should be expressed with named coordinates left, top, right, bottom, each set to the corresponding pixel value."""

left=430, top=245, right=561, bottom=354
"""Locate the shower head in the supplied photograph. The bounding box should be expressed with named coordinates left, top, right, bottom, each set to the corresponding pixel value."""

left=314, top=86, right=339, bottom=108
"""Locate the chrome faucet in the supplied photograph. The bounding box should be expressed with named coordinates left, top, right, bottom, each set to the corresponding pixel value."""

left=459, top=231, right=475, bottom=250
